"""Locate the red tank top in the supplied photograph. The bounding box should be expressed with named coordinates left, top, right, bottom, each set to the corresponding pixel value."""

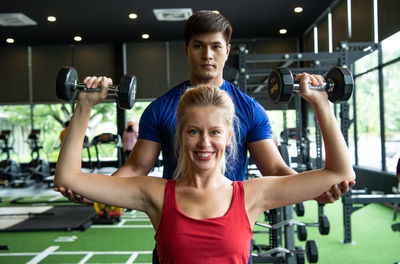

left=155, top=180, right=252, bottom=264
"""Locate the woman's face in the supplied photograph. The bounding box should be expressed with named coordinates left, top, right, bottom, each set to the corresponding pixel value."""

left=181, top=106, right=232, bottom=175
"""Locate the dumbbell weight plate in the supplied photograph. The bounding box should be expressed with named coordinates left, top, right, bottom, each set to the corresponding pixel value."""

left=326, top=67, right=354, bottom=103
left=297, top=225, right=307, bottom=241
left=318, top=215, right=330, bottom=235
left=268, top=68, right=294, bottom=104
left=118, top=75, right=137, bottom=110
left=295, top=202, right=305, bottom=217
left=305, top=240, right=318, bottom=263
left=56, top=67, right=78, bottom=102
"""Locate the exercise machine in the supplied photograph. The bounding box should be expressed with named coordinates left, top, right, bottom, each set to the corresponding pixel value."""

left=0, top=130, right=22, bottom=185
left=24, top=130, right=51, bottom=183
left=91, top=133, right=123, bottom=171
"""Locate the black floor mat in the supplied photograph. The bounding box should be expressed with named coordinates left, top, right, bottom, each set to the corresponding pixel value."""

left=0, top=205, right=96, bottom=232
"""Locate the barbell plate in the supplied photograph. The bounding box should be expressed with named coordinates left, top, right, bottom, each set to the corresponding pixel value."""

left=56, top=67, right=78, bottom=102
left=326, top=67, right=354, bottom=103
left=268, top=68, right=294, bottom=104
left=118, top=75, right=137, bottom=110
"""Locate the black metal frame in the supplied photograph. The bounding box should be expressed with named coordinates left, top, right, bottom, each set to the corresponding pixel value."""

left=238, top=41, right=379, bottom=261
left=342, top=189, right=400, bottom=243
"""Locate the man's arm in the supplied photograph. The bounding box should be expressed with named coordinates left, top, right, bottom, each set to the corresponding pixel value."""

left=113, top=139, right=161, bottom=177
left=248, top=138, right=354, bottom=203
left=248, top=139, right=296, bottom=176
left=55, top=138, right=161, bottom=203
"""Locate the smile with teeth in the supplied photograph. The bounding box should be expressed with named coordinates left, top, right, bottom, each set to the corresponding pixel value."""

left=195, top=151, right=214, bottom=159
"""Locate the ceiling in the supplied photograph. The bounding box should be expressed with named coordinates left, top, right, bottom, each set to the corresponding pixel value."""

left=0, top=0, right=336, bottom=47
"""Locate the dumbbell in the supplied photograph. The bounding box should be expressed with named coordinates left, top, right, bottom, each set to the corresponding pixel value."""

left=267, top=67, right=353, bottom=104
left=56, top=67, right=137, bottom=109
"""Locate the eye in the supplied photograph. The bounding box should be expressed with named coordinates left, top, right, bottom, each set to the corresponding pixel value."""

left=213, top=45, right=222, bottom=50
left=194, top=43, right=203, bottom=49
left=187, top=129, right=198, bottom=135
left=211, top=130, right=221, bottom=135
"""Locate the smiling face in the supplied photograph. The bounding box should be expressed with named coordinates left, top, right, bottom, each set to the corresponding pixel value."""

left=185, top=32, right=231, bottom=86
left=181, top=106, right=232, bottom=176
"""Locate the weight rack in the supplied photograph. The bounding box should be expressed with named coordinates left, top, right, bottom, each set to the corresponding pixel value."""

left=237, top=41, right=379, bottom=263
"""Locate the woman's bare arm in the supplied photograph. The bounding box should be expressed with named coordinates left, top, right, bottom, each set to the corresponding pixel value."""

left=245, top=73, right=355, bottom=221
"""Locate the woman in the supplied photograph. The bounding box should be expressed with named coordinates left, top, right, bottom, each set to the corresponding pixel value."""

left=54, top=74, right=355, bottom=263
left=122, top=121, right=138, bottom=160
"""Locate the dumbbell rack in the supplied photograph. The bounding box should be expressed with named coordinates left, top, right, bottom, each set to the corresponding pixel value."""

left=252, top=206, right=318, bottom=264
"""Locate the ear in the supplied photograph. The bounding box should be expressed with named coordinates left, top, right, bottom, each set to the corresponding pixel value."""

left=223, top=43, right=231, bottom=65
left=226, top=43, right=231, bottom=56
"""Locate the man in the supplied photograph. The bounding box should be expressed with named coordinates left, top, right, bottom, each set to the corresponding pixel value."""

left=59, top=120, right=70, bottom=143
left=56, top=10, right=353, bottom=263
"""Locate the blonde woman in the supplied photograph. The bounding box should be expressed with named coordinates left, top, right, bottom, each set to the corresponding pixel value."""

left=55, top=75, right=355, bottom=263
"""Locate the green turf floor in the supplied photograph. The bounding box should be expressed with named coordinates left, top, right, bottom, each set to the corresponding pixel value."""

left=286, top=200, right=398, bottom=264
left=0, top=195, right=399, bottom=263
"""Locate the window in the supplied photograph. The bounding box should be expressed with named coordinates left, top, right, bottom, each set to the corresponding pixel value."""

left=0, top=105, right=31, bottom=163
left=347, top=99, right=356, bottom=166
left=352, top=30, right=400, bottom=173
left=354, top=70, right=381, bottom=169
left=383, top=62, right=400, bottom=173
left=354, top=50, right=379, bottom=74
left=382, top=31, right=400, bottom=64
left=126, top=101, right=151, bottom=132
left=268, top=109, right=297, bottom=165
left=32, top=104, right=71, bottom=163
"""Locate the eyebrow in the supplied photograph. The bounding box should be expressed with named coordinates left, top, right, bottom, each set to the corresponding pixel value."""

left=192, top=40, right=223, bottom=45
left=186, top=125, right=224, bottom=130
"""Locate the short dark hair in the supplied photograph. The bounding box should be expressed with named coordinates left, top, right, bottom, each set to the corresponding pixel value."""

left=183, top=10, right=232, bottom=46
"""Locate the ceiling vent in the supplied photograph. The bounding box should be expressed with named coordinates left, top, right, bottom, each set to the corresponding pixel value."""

left=153, top=8, right=192, bottom=21
left=0, top=13, right=37, bottom=26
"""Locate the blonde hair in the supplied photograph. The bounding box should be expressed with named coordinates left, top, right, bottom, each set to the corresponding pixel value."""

left=173, top=85, right=238, bottom=179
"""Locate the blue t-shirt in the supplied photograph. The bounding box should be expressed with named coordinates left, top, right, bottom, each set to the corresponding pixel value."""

left=138, top=80, right=272, bottom=181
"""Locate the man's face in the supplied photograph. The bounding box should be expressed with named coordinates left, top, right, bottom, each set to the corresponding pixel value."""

left=185, top=32, right=231, bottom=85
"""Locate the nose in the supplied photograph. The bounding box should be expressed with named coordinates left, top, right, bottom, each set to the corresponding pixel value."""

left=202, top=46, right=213, bottom=60
left=198, top=133, right=211, bottom=147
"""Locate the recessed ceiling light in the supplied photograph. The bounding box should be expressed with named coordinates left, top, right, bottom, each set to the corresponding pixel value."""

left=74, top=36, right=82, bottom=42
left=6, top=38, right=15, bottom=44
left=142, top=34, right=150, bottom=39
left=47, top=16, right=56, bottom=22
left=279, top=28, right=287, bottom=34
left=294, top=7, right=303, bottom=13
left=129, top=13, right=137, bottom=19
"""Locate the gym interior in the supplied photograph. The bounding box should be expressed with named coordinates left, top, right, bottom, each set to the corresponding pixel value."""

left=1, top=0, right=399, bottom=263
